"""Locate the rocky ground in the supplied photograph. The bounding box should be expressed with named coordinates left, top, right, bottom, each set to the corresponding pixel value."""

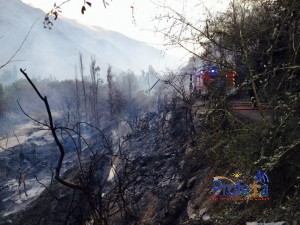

left=105, top=109, right=213, bottom=225
left=0, top=105, right=298, bottom=225
left=0, top=106, right=214, bottom=225
left=0, top=117, right=110, bottom=224
left=0, top=122, right=55, bottom=218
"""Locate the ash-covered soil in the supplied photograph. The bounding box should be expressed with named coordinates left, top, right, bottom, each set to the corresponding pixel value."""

left=0, top=108, right=211, bottom=225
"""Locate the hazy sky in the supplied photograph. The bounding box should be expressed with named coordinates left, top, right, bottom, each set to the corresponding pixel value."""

left=21, top=0, right=228, bottom=59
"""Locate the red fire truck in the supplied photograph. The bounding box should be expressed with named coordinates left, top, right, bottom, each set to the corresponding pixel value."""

left=194, top=66, right=237, bottom=96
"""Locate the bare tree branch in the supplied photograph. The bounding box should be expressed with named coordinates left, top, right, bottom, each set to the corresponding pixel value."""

left=20, top=68, right=85, bottom=190
left=0, top=20, right=38, bottom=70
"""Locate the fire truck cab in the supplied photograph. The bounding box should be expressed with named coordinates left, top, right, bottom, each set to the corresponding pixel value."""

left=193, top=66, right=237, bottom=97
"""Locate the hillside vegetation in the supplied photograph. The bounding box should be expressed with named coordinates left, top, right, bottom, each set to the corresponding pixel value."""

left=0, top=0, right=299, bottom=224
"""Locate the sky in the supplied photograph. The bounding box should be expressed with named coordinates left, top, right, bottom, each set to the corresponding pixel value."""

left=21, top=0, right=228, bottom=60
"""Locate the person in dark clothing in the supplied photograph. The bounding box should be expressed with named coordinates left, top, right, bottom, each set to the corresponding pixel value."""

left=248, top=89, right=256, bottom=107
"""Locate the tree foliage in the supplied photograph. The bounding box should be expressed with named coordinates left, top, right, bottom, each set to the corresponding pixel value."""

left=156, top=0, right=299, bottom=222
left=44, top=0, right=112, bottom=29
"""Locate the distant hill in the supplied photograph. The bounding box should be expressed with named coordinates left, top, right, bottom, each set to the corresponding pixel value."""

left=0, top=0, right=178, bottom=80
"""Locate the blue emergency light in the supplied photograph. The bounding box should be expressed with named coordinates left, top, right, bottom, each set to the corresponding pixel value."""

left=210, top=67, right=218, bottom=76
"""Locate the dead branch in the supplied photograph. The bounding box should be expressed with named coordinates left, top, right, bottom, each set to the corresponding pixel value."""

left=0, top=20, right=37, bottom=70
left=20, top=68, right=84, bottom=190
